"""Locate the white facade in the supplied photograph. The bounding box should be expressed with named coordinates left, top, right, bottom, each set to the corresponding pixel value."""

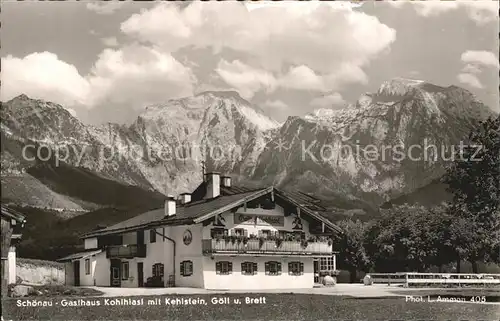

left=76, top=199, right=336, bottom=289
left=8, top=246, right=16, bottom=284
left=202, top=256, right=314, bottom=290
left=202, top=205, right=311, bottom=238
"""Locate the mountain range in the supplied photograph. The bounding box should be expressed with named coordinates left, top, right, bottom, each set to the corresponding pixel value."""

left=1, top=78, right=497, bottom=220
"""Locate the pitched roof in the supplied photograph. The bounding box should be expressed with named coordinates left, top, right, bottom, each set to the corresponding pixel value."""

left=57, top=249, right=102, bottom=262
left=1, top=205, right=26, bottom=223
left=273, top=189, right=342, bottom=234
left=81, top=182, right=343, bottom=238
left=82, top=187, right=271, bottom=238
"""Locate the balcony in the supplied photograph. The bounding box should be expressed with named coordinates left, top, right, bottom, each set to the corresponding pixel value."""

left=202, top=239, right=332, bottom=256
left=106, top=244, right=146, bottom=259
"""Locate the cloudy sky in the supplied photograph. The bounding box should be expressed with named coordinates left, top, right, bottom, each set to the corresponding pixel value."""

left=1, top=1, right=498, bottom=124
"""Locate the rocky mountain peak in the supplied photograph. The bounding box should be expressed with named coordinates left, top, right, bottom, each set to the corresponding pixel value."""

left=377, top=77, right=428, bottom=96
left=2, top=79, right=496, bottom=213
left=11, top=94, right=31, bottom=101
left=196, top=90, right=245, bottom=101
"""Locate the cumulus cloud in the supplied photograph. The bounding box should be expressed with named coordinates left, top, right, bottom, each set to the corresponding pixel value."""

left=396, top=0, right=498, bottom=25
left=214, top=60, right=370, bottom=98
left=310, top=93, right=346, bottom=108
left=279, top=66, right=327, bottom=92
left=262, top=99, right=288, bottom=111
left=86, top=2, right=124, bottom=15
left=461, top=50, right=499, bottom=68
left=1, top=52, right=90, bottom=106
left=1, top=46, right=196, bottom=114
left=4, top=2, right=400, bottom=122
left=86, top=45, right=196, bottom=108
left=456, top=50, right=497, bottom=91
left=413, top=1, right=458, bottom=17
left=461, top=64, right=482, bottom=74
left=101, top=37, right=119, bottom=47
left=457, top=73, right=483, bottom=88
left=215, top=60, right=276, bottom=99
left=121, top=2, right=395, bottom=95
left=460, top=0, right=499, bottom=25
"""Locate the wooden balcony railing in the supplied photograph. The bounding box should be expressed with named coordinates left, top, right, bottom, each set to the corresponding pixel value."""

left=106, top=244, right=146, bottom=259
left=202, top=239, right=332, bottom=256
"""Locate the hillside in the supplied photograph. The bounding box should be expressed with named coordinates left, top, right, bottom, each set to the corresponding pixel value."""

left=1, top=79, right=496, bottom=222
left=380, top=179, right=453, bottom=209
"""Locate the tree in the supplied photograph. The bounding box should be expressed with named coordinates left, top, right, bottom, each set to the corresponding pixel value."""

left=336, top=219, right=371, bottom=283
left=365, top=204, right=450, bottom=273
left=443, top=115, right=500, bottom=272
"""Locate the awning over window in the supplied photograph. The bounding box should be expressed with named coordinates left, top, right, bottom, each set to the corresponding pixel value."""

left=57, top=249, right=102, bottom=262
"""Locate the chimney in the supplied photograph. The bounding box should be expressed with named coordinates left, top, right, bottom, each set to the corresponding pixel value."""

left=221, top=176, right=232, bottom=188
left=204, top=172, right=220, bottom=199
left=164, top=195, right=176, bottom=216
left=180, top=193, right=191, bottom=205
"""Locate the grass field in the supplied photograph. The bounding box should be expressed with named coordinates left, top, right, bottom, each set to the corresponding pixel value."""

left=2, top=293, right=499, bottom=320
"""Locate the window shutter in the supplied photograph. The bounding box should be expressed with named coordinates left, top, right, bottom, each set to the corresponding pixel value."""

left=216, top=262, right=221, bottom=275
left=241, top=262, right=245, bottom=272
left=253, top=262, right=258, bottom=274
left=300, top=262, right=304, bottom=274
left=180, top=262, right=184, bottom=276
left=277, top=262, right=282, bottom=273
left=228, top=262, right=233, bottom=273
left=288, top=262, right=292, bottom=274
left=265, top=262, right=270, bottom=274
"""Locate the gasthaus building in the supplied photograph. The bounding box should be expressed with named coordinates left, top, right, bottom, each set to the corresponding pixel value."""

left=58, top=173, right=342, bottom=290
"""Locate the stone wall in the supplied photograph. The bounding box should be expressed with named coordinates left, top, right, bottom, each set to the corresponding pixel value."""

left=16, top=258, right=65, bottom=285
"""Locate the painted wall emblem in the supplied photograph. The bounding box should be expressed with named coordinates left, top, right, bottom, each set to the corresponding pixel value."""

left=183, top=229, right=192, bottom=246
left=292, top=216, right=303, bottom=230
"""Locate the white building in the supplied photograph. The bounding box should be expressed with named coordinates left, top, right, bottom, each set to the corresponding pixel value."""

left=1, top=205, right=26, bottom=296
left=58, top=173, right=342, bottom=289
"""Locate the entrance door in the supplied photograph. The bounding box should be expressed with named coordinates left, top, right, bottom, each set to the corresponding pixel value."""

left=73, top=261, right=80, bottom=286
left=110, top=259, right=121, bottom=287
left=313, top=259, right=319, bottom=284
left=137, top=262, right=144, bottom=287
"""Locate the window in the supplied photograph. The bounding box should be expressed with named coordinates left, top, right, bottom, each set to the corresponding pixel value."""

left=241, top=262, right=258, bottom=275
left=137, top=230, right=145, bottom=244
left=180, top=260, right=193, bottom=277
left=288, top=261, right=304, bottom=276
left=216, top=261, right=233, bottom=275
left=265, top=261, right=282, bottom=275
left=84, top=259, right=90, bottom=275
left=211, top=228, right=228, bottom=238
left=150, top=229, right=156, bottom=243
left=121, top=262, right=129, bottom=280
left=112, top=267, right=119, bottom=279
left=233, top=228, right=247, bottom=237
left=320, top=257, right=335, bottom=271
left=259, top=229, right=271, bottom=238
left=153, top=263, right=164, bottom=277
